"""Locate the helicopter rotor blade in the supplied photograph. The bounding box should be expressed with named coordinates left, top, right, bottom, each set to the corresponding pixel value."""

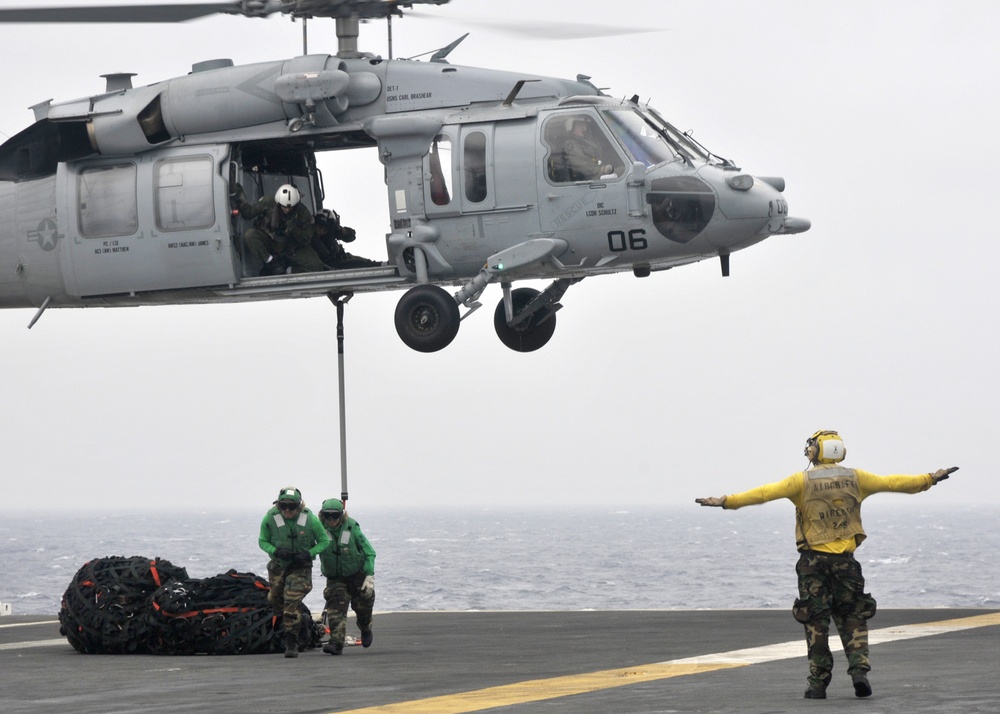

left=0, top=1, right=458, bottom=24
left=0, top=2, right=283, bottom=23
left=406, top=11, right=662, bottom=40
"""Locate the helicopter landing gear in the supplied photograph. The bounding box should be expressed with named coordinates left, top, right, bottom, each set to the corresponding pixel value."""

left=395, top=284, right=461, bottom=352
left=492, top=278, right=581, bottom=352
left=494, top=287, right=556, bottom=352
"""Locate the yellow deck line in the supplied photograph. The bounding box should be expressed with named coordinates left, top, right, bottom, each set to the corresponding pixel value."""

left=338, top=662, right=743, bottom=714
left=336, top=611, right=1000, bottom=714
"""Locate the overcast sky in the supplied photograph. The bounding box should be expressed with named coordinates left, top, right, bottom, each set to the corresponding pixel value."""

left=1, top=1, right=996, bottom=512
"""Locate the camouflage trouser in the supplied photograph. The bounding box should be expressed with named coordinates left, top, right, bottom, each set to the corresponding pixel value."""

left=323, top=573, right=375, bottom=646
left=267, top=561, right=313, bottom=640
left=793, top=551, right=877, bottom=689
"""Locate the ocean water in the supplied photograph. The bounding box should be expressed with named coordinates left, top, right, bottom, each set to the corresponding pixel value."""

left=2, top=504, right=997, bottom=617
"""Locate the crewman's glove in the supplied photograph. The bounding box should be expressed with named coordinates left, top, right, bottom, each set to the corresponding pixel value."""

left=361, top=575, right=375, bottom=597
left=229, top=183, right=246, bottom=211
left=932, top=466, right=959, bottom=483
left=293, top=551, right=312, bottom=565
left=275, top=547, right=294, bottom=561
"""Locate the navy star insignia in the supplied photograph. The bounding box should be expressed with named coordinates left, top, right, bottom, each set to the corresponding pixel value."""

left=27, top=218, right=64, bottom=252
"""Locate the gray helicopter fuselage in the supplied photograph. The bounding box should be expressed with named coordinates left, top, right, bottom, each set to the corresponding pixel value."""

left=0, top=53, right=808, bottom=318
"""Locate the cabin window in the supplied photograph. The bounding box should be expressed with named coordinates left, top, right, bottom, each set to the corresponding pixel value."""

left=155, top=156, right=215, bottom=231
left=77, top=163, right=139, bottom=238
left=463, top=131, right=487, bottom=203
left=429, top=135, right=452, bottom=206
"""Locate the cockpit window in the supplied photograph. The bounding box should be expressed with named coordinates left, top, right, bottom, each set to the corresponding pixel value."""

left=602, top=109, right=680, bottom=168
left=543, top=113, right=623, bottom=183
left=643, top=105, right=731, bottom=167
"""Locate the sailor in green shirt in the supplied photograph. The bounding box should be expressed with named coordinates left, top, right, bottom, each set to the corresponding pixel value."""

left=317, top=499, right=377, bottom=655
left=697, top=430, right=957, bottom=700
left=259, top=486, right=332, bottom=658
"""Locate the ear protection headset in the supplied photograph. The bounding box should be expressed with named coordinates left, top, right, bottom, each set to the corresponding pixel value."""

left=805, top=430, right=847, bottom=464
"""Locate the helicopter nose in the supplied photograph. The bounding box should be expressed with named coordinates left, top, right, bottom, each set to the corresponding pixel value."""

left=644, top=169, right=809, bottom=249
left=777, top=216, right=811, bottom=234
left=718, top=172, right=810, bottom=238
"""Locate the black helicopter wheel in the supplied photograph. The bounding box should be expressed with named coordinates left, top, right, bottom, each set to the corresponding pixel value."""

left=494, top=287, right=557, bottom=353
left=394, top=285, right=461, bottom=353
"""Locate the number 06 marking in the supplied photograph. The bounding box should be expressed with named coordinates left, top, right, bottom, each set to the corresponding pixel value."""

left=608, top=229, right=647, bottom=252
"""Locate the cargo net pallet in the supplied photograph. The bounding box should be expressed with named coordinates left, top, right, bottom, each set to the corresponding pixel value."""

left=59, top=555, right=321, bottom=655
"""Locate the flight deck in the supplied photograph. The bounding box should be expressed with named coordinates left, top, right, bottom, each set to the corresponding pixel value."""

left=2, top=609, right=998, bottom=713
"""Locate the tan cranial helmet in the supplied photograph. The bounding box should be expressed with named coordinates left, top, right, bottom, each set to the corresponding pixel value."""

left=805, top=430, right=846, bottom=464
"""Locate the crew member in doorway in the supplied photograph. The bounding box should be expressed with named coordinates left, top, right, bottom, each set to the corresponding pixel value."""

left=318, top=498, right=376, bottom=655
left=313, top=209, right=381, bottom=270
left=236, top=184, right=326, bottom=275
left=258, top=487, right=331, bottom=658
left=695, top=430, right=958, bottom=700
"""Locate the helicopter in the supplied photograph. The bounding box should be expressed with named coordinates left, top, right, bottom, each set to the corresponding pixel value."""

left=0, top=0, right=810, bottom=353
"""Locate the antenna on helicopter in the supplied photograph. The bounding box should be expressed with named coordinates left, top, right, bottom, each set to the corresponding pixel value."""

left=404, top=33, right=467, bottom=62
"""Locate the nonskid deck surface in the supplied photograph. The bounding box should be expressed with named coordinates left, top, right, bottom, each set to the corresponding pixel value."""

left=2, top=609, right=998, bottom=713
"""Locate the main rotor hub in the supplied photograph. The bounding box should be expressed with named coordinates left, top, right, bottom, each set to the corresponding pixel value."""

left=258, top=0, right=452, bottom=21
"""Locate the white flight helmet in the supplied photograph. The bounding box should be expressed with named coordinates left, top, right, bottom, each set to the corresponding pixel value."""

left=275, top=184, right=301, bottom=208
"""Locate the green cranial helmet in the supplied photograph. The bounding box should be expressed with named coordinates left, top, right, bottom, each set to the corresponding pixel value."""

left=276, top=486, right=302, bottom=504
left=320, top=498, right=345, bottom=519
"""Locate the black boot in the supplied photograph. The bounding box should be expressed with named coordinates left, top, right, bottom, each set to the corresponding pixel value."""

left=803, top=686, right=827, bottom=699
left=852, top=672, right=872, bottom=697
left=284, top=638, right=299, bottom=658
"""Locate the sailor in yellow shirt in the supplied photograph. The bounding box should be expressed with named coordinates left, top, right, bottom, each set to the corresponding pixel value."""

left=696, top=430, right=958, bottom=701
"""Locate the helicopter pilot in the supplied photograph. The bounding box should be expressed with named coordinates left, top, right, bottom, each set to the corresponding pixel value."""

left=236, top=183, right=326, bottom=275
left=554, top=116, right=620, bottom=182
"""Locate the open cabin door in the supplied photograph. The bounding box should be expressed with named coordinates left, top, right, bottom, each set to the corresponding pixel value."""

left=58, top=145, right=236, bottom=298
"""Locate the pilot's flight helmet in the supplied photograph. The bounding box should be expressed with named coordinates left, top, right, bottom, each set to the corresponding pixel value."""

left=275, top=184, right=301, bottom=208
left=805, top=430, right=846, bottom=464
left=276, top=486, right=302, bottom=505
